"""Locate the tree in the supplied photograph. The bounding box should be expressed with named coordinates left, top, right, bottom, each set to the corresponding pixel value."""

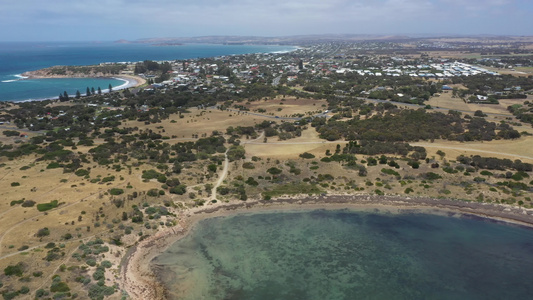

left=86, top=87, right=91, bottom=96
left=91, top=87, right=95, bottom=95
left=108, top=84, right=113, bottom=92
left=98, top=87, right=102, bottom=95
left=75, top=90, right=81, bottom=99
left=62, top=91, right=69, bottom=101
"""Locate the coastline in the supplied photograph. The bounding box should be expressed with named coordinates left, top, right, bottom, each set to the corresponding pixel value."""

left=8, top=74, right=146, bottom=103
left=120, top=194, right=533, bottom=300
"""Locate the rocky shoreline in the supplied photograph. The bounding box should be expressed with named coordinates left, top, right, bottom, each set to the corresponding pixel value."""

left=119, top=194, right=533, bottom=300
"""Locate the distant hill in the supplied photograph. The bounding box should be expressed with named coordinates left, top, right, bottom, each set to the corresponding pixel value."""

left=114, top=34, right=414, bottom=45
left=115, top=34, right=533, bottom=46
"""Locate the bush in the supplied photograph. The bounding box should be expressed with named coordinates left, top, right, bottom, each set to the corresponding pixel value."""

left=299, top=152, right=316, bottom=159
left=88, top=284, right=115, bottom=299
left=10, top=182, right=20, bottom=187
left=3, top=130, right=20, bottom=137
left=245, top=177, right=259, bottom=186
left=109, top=188, right=124, bottom=195
left=101, top=260, right=113, bottom=268
left=10, top=199, right=23, bottom=206
left=50, top=281, right=70, bottom=293
left=242, top=162, right=255, bottom=169
left=36, top=227, right=50, bottom=237
left=423, top=172, right=442, bottom=180
left=142, top=169, right=162, bottom=180
left=35, top=289, right=49, bottom=298
left=36, top=200, right=59, bottom=212
left=75, top=169, right=90, bottom=176
left=21, top=200, right=36, bottom=207
left=4, top=263, right=24, bottom=277
left=86, top=259, right=97, bottom=267
left=147, top=189, right=159, bottom=197
left=381, top=168, right=399, bottom=177
left=46, top=162, right=62, bottom=169
left=267, top=167, right=282, bottom=175
left=169, top=185, right=187, bottom=195
left=101, top=175, right=115, bottom=183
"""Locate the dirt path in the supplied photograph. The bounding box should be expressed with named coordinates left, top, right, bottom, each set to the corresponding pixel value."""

left=412, top=143, right=533, bottom=161
left=211, top=149, right=229, bottom=201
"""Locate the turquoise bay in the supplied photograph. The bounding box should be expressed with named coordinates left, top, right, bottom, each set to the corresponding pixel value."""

left=0, top=42, right=297, bottom=102
left=153, top=209, right=533, bottom=300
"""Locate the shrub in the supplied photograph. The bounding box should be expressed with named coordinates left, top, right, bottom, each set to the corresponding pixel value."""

left=147, top=189, right=159, bottom=197
left=36, top=227, right=50, bottom=237
left=245, top=177, right=259, bottom=186
left=109, top=188, right=124, bottom=195
left=101, top=176, right=115, bottom=183
left=101, top=260, right=113, bottom=268
left=480, top=170, right=493, bottom=176
left=169, top=185, right=187, bottom=195
left=299, top=152, right=316, bottom=159
left=46, top=162, right=62, bottom=169
left=4, top=263, right=24, bottom=277
left=10, top=199, right=23, bottom=206
left=10, top=182, right=20, bottom=187
left=35, top=289, right=48, bottom=298
left=423, top=172, right=442, bottom=180
left=19, top=286, right=29, bottom=294
left=36, top=200, right=59, bottom=212
left=86, top=259, right=97, bottom=267
left=75, top=169, right=90, bottom=177
left=242, top=162, right=255, bottom=169
left=21, top=200, right=36, bottom=207
left=50, top=281, right=70, bottom=293
left=381, top=168, right=399, bottom=177
left=88, top=284, right=115, bottom=299
left=267, top=167, right=282, bottom=175
left=142, top=169, right=162, bottom=180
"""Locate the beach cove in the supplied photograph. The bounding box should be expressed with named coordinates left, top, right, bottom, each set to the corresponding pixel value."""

left=0, top=42, right=297, bottom=102
left=120, top=194, right=533, bottom=300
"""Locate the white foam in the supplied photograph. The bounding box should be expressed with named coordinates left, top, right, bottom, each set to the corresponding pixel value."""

left=1, top=74, right=28, bottom=83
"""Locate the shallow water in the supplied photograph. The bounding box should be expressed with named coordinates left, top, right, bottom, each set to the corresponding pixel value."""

left=153, top=209, right=533, bottom=300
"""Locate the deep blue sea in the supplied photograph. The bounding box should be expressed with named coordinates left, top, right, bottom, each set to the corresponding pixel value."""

left=154, top=209, right=533, bottom=300
left=0, top=42, right=296, bottom=102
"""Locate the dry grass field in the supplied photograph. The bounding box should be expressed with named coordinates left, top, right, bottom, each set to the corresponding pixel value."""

left=0, top=92, right=531, bottom=298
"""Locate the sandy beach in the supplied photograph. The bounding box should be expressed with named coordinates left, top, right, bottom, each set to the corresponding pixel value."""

left=20, top=72, right=146, bottom=91
left=120, top=194, right=533, bottom=300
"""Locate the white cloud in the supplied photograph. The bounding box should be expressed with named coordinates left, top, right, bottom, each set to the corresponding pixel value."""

left=0, top=0, right=530, bottom=40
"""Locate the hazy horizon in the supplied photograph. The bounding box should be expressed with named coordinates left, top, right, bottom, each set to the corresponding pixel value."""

left=1, top=0, right=531, bottom=42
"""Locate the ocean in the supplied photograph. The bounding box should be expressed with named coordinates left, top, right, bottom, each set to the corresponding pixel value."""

left=153, top=209, right=533, bottom=300
left=0, top=42, right=297, bottom=102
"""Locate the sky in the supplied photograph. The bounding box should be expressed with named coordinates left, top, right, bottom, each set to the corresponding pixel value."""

left=1, top=0, right=532, bottom=41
